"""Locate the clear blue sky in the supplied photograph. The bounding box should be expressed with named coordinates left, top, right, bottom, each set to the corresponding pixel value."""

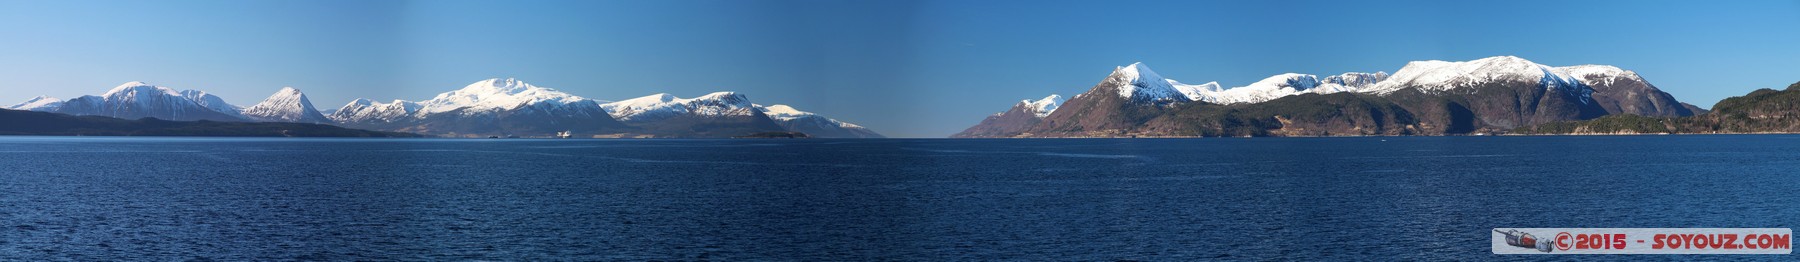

left=1, top=0, right=1796, bottom=137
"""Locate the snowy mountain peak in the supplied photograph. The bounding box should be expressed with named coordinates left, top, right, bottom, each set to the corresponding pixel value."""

left=1552, top=65, right=1641, bottom=86
left=241, top=87, right=329, bottom=123
left=421, top=78, right=589, bottom=114
left=759, top=104, right=807, bottom=119
left=756, top=104, right=834, bottom=124
left=103, top=81, right=179, bottom=97
left=177, top=89, right=243, bottom=117
left=328, top=98, right=422, bottom=124
left=754, top=103, right=880, bottom=137
left=600, top=92, right=759, bottom=122
left=1251, top=73, right=1323, bottom=90
left=1016, top=94, right=1065, bottom=118
left=1107, top=62, right=1186, bottom=104
left=460, top=78, right=534, bottom=95
left=6, top=96, right=62, bottom=110
left=274, top=86, right=303, bottom=95
left=695, top=91, right=749, bottom=106
left=1369, top=55, right=1588, bottom=95
left=345, top=98, right=375, bottom=107
left=1322, top=72, right=1390, bottom=87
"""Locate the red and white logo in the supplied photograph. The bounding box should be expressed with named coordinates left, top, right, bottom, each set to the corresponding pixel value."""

left=1494, top=228, right=1791, bottom=254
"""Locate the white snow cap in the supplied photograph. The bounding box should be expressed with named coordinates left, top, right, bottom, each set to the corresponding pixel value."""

left=177, top=89, right=244, bottom=117
left=1018, top=94, right=1065, bottom=118
left=420, top=78, right=590, bottom=114
left=328, top=98, right=422, bottom=123
left=7, top=96, right=62, bottom=110
left=600, top=91, right=757, bottom=122
left=241, top=87, right=329, bottom=123
left=1367, top=55, right=1587, bottom=94
left=102, top=81, right=181, bottom=98
left=755, top=104, right=865, bottom=128
left=1109, top=62, right=1188, bottom=104
left=1551, top=64, right=1641, bottom=86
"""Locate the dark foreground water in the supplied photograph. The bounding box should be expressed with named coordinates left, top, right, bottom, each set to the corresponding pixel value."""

left=0, top=136, right=1796, bottom=260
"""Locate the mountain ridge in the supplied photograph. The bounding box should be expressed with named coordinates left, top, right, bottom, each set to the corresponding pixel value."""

left=956, top=56, right=1703, bottom=138
left=10, top=78, right=884, bottom=138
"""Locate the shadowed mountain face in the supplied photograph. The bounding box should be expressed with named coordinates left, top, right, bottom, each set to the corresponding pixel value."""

left=1559, top=67, right=1700, bottom=117
left=951, top=95, right=1062, bottom=138
left=0, top=109, right=418, bottom=137
left=1021, top=66, right=1188, bottom=137
left=769, top=114, right=883, bottom=138
left=46, top=82, right=245, bottom=122
left=11, top=78, right=881, bottom=138
left=1518, top=81, right=1800, bottom=135
left=391, top=100, right=631, bottom=138
left=626, top=110, right=788, bottom=138
left=958, top=57, right=1704, bottom=137
left=952, top=104, right=1047, bottom=138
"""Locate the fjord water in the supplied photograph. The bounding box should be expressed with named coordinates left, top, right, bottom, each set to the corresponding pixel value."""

left=1, top=136, right=1796, bottom=260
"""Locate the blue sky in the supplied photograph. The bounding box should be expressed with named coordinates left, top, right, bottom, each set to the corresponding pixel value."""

left=1, top=0, right=1796, bottom=137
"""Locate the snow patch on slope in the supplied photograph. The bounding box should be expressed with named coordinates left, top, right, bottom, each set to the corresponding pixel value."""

left=756, top=104, right=864, bottom=129
left=178, top=90, right=243, bottom=117
left=329, top=98, right=422, bottom=123
left=419, top=78, right=593, bottom=115
left=7, top=96, right=62, bottom=111
left=1367, top=56, right=1588, bottom=95
left=600, top=92, right=757, bottom=122
left=1172, top=72, right=1385, bottom=104
left=241, top=87, right=329, bottom=123
left=1108, top=63, right=1188, bottom=104
left=1018, top=94, right=1065, bottom=118
left=1552, top=65, right=1640, bottom=86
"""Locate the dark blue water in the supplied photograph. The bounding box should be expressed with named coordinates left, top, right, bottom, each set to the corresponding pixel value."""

left=0, top=136, right=1796, bottom=260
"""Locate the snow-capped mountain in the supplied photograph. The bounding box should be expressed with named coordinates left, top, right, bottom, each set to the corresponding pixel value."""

left=600, top=92, right=759, bottom=123
left=951, top=94, right=1064, bottom=138
left=962, top=56, right=1697, bottom=137
left=1188, top=73, right=1321, bottom=104
left=1108, top=63, right=1191, bottom=105
left=7, top=77, right=882, bottom=138
left=418, top=78, right=594, bottom=115
left=1101, top=63, right=1392, bottom=105
left=323, top=78, right=879, bottom=138
left=6, top=96, right=62, bottom=111
left=330, top=78, right=626, bottom=137
left=596, top=92, right=785, bottom=137
left=35, top=82, right=244, bottom=122
left=755, top=104, right=883, bottom=138
left=178, top=90, right=244, bottom=118
left=1551, top=65, right=1702, bottom=117
left=1021, top=94, right=1065, bottom=118
left=328, top=99, right=421, bottom=124
left=1367, top=56, right=1590, bottom=98
left=1317, top=72, right=1391, bottom=93
left=1183, top=72, right=1391, bottom=104
left=240, top=87, right=331, bottom=123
